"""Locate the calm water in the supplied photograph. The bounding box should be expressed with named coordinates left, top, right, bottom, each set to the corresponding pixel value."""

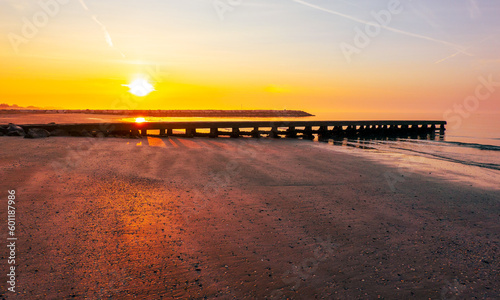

left=311, top=112, right=500, bottom=190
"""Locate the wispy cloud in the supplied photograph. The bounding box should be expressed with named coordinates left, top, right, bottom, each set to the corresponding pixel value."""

left=407, top=2, right=441, bottom=31
left=434, top=51, right=464, bottom=64
left=91, top=15, right=114, bottom=47
left=78, top=0, right=125, bottom=57
left=435, top=36, right=492, bottom=64
left=78, top=0, right=89, bottom=11
left=292, top=0, right=472, bottom=56
left=467, top=0, right=481, bottom=19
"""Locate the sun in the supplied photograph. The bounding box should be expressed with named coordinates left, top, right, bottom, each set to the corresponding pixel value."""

left=135, top=117, right=146, bottom=123
left=123, top=77, right=155, bottom=97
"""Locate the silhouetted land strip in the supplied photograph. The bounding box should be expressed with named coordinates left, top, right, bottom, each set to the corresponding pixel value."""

left=17, top=120, right=446, bottom=139
left=0, top=109, right=313, bottom=117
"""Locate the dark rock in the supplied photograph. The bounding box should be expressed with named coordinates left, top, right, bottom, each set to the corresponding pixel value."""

left=69, top=131, right=82, bottom=137
left=94, top=131, right=106, bottom=138
left=7, top=124, right=25, bottom=136
left=24, top=128, right=50, bottom=139
left=80, top=130, right=93, bottom=137
left=50, top=129, right=69, bottom=137
left=112, top=130, right=131, bottom=137
left=130, top=130, right=141, bottom=138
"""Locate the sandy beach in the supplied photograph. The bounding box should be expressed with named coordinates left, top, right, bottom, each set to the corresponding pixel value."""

left=0, top=136, right=498, bottom=299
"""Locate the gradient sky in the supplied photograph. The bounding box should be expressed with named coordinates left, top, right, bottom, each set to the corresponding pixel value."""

left=0, top=0, right=499, bottom=115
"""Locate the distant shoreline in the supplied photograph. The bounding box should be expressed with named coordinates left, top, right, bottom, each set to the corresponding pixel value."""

left=0, top=109, right=314, bottom=118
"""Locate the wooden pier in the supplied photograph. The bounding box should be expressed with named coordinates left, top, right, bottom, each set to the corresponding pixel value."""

left=19, top=120, right=446, bottom=139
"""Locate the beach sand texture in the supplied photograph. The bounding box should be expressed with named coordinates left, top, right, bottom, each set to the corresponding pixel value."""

left=0, top=136, right=498, bottom=299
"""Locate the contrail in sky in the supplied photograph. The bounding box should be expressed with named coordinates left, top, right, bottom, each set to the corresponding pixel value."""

left=292, top=0, right=472, bottom=56
left=78, top=0, right=125, bottom=57
left=91, top=15, right=114, bottom=47
left=467, top=0, right=481, bottom=19
left=435, top=36, right=491, bottom=64
left=78, top=0, right=89, bottom=10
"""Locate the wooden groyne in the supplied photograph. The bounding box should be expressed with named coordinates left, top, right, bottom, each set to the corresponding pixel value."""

left=18, top=120, right=446, bottom=139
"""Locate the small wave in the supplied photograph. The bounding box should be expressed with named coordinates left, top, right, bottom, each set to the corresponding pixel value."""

left=388, top=146, right=500, bottom=171
left=442, top=141, right=500, bottom=151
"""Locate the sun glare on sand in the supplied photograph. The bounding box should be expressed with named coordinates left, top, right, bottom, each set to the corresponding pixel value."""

left=123, top=77, right=155, bottom=97
left=135, top=117, right=146, bottom=123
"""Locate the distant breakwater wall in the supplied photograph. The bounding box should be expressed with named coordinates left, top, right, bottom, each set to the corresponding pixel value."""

left=0, top=109, right=313, bottom=118
left=13, top=120, right=446, bottom=139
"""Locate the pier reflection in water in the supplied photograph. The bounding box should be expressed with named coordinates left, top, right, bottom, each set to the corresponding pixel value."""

left=321, top=132, right=445, bottom=150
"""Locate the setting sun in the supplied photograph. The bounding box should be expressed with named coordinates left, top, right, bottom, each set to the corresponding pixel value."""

left=124, top=78, right=155, bottom=97
left=135, top=117, right=146, bottom=123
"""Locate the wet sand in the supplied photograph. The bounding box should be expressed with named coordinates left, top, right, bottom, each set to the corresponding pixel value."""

left=0, top=136, right=498, bottom=299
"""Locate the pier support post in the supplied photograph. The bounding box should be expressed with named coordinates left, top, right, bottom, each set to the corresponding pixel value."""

left=410, top=125, right=420, bottom=138
left=141, top=129, right=147, bottom=136
left=382, top=125, right=389, bottom=135
left=251, top=127, right=260, bottom=138
left=418, top=125, right=424, bottom=134
left=439, top=124, right=446, bottom=135
left=303, top=126, right=313, bottom=140
left=340, top=126, right=347, bottom=137
left=209, top=128, right=218, bottom=138
left=231, top=128, right=240, bottom=138
left=388, top=125, right=396, bottom=136
left=270, top=127, right=280, bottom=138
left=318, top=126, right=329, bottom=140
left=332, top=126, right=342, bottom=138
left=159, top=129, right=166, bottom=136
left=186, top=128, right=195, bottom=138
left=167, top=129, right=173, bottom=136
left=419, top=124, right=428, bottom=135
left=359, top=125, right=367, bottom=136
left=368, top=125, right=376, bottom=136
left=346, top=125, right=355, bottom=137
left=286, top=126, right=297, bottom=138
left=399, top=125, right=405, bottom=135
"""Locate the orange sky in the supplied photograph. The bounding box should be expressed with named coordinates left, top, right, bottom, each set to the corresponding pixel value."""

left=1, top=1, right=499, bottom=116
